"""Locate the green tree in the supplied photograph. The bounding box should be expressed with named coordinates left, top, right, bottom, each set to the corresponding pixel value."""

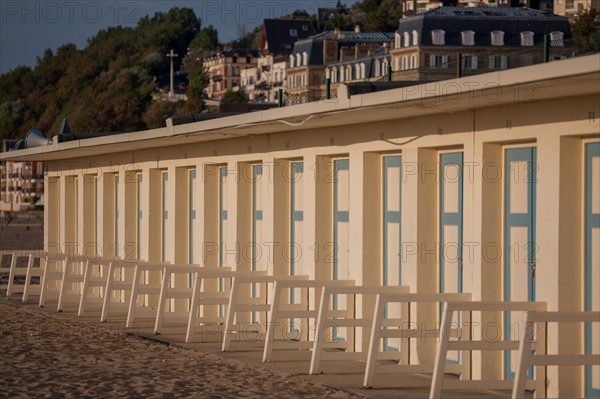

left=0, top=7, right=205, bottom=139
left=144, top=101, right=185, bottom=128
left=221, top=90, right=249, bottom=104
left=571, top=9, right=600, bottom=53
left=189, top=25, right=219, bottom=54
left=183, top=66, right=210, bottom=113
left=359, top=0, right=402, bottom=32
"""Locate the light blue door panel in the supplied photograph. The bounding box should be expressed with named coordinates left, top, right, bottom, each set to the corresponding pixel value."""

left=504, top=147, right=537, bottom=380
left=585, top=142, right=600, bottom=398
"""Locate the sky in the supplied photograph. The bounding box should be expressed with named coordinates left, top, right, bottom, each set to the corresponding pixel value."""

left=0, top=0, right=358, bottom=75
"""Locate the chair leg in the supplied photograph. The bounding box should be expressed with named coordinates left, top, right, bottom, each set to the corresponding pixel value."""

left=6, top=253, right=16, bottom=298
left=21, top=254, right=34, bottom=303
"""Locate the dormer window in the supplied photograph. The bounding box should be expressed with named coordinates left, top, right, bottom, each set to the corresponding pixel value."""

left=461, top=30, right=475, bottom=46
left=289, top=54, right=295, bottom=68
left=296, top=53, right=301, bottom=67
left=432, top=29, right=445, bottom=45
left=404, top=32, right=410, bottom=47
left=394, top=32, right=401, bottom=49
left=412, top=30, right=419, bottom=46
left=302, top=25, right=308, bottom=31
left=289, top=29, right=298, bottom=37
left=521, top=31, right=534, bottom=46
left=491, top=30, right=505, bottom=46
left=302, top=52, right=308, bottom=66
left=550, top=31, right=564, bottom=46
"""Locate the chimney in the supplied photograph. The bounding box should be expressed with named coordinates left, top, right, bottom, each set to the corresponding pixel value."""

left=354, top=24, right=361, bottom=33
left=323, top=38, right=339, bottom=64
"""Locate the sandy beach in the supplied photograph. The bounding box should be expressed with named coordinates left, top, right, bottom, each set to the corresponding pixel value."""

left=0, top=301, right=359, bottom=399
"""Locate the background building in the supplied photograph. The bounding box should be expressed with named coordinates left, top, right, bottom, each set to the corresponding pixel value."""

left=286, top=28, right=393, bottom=95
left=204, top=50, right=258, bottom=100
left=554, top=0, right=600, bottom=17
left=241, top=19, right=317, bottom=103
left=390, top=7, right=573, bottom=80
left=1, top=141, right=44, bottom=212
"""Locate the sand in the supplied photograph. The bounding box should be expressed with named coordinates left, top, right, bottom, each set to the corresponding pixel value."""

left=0, top=302, right=360, bottom=398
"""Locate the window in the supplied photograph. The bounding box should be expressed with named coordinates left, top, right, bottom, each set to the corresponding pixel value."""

left=491, top=30, right=504, bottom=46
left=412, top=30, right=419, bottom=46
left=432, top=29, right=445, bottom=45
left=404, top=32, right=410, bottom=47
left=302, top=25, right=308, bottom=31
left=296, top=53, right=301, bottom=67
left=402, top=56, right=408, bottom=70
left=290, top=29, right=298, bottom=37
left=550, top=31, right=564, bottom=46
left=374, top=59, right=380, bottom=76
left=360, top=63, right=366, bottom=79
left=331, top=68, right=337, bottom=83
left=461, top=30, right=475, bottom=46
left=339, top=66, right=345, bottom=82
left=381, top=60, right=388, bottom=76
left=289, top=54, right=295, bottom=68
left=394, top=32, right=401, bottom=49
left=489, top=55, right=507, bottom=69
left=521, top=31, right=534, bottom=46
left=394, top=58, right=400, bottom=72
left=347, top=65, right=353, bottom=80
left=302, top=52, right=308, bottom=66
left=430, top=54, right=449, bottom=68
left=355, top=64, right=360, bottom=80
left=462, top=55, right=478, bottom=70
left=410, top=55, right=416, bottom=69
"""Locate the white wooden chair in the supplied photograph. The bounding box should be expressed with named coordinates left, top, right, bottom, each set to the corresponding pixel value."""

left=309, top=284, right=411, bottom=375
left=126, top=261, right=170, bottom=328
left=21, top=251, right=47, bottom=303
left=184, top=267, right=240, bottom=343
left=1, top=252, right=18, bottom=297
left=153, top=263, right=202, bottom=334
left=512, top=310, right=600, bottom=399
left=0, top=252, right=12, bottom=292
left=39, top=252, right=67, bottom=308
left=100, top=258, right=138, bottom=322
left=222, top=273, right=308, bottom=351
left=56, top=254, right=89, bottom=312
left=429, top=300, right=547, bottom=399
left=364, top=292, right=472, bottom=388
left=262, top=279, right=356, bottom=363
left=2, top=252, right=35, bottom=299
left=78, top=256, right=118, bottom=317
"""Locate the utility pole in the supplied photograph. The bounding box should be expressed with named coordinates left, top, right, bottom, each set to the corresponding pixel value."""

left=166, top=49, right=179, bottom=97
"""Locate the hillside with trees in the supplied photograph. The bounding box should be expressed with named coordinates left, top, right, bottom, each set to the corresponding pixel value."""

left=0, top=7, right=214, bottom=140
